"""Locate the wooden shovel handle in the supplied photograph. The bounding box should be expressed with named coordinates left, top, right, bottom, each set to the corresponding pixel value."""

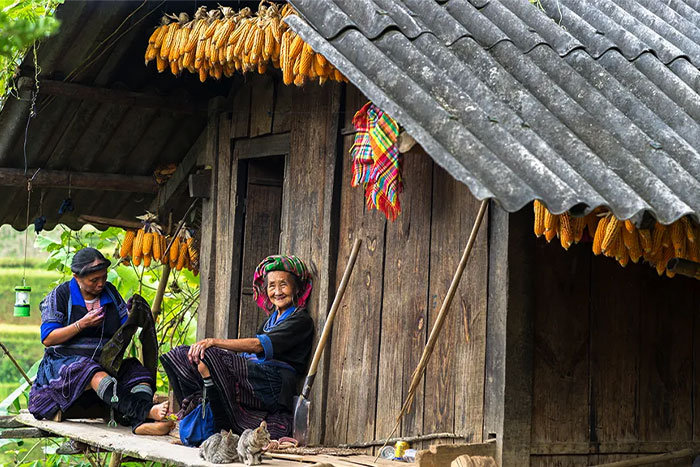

left=306, top=238, right=362, bottom=380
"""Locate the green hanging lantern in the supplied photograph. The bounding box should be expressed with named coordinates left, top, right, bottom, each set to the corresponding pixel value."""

left=14, top=286, right=31, bottom=317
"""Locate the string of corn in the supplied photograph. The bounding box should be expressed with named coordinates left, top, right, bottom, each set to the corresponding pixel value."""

left=144, top=2, right=347, bottom=86
left=533, top=200, right=700, bottom=278
left=118, top=219, right=200, bottom=276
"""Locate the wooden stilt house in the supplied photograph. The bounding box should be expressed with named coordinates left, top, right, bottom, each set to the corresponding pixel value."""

left=1, top=1, right=699, bottom=466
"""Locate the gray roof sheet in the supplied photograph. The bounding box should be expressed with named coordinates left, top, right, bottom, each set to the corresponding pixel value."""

left=287, top=0, right=700, bottom=224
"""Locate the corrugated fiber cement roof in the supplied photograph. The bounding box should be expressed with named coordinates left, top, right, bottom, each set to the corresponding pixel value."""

left=287, top=0, right=700, bottom=225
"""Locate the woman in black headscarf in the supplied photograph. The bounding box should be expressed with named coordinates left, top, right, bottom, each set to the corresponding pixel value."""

left=28, top=247, right=172, bottom=435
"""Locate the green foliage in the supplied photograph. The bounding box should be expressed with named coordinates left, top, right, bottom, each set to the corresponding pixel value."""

left=0, top=225, right=199, bottom=465
left=0, top=0, right=63, bottom=105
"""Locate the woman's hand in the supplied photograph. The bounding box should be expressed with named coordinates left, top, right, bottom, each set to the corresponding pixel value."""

left=79, top=307, right=104, bottom=329
left=188, top=338, right=216, bottom=363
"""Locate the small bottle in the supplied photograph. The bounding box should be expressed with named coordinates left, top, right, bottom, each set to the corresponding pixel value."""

left=379, top=445, right=395, bottom=459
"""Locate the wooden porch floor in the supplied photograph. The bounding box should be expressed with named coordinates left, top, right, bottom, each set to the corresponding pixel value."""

left=15, top=412, right=412, bottom=466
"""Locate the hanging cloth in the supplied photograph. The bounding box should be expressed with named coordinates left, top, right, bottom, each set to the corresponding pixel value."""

left=350, top=102, right=403, bottom=221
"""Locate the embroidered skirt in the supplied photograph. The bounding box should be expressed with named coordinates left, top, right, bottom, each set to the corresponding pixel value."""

left=160, top=346, right=295, bottom=438
left=28, top=348, right=152, bottom=420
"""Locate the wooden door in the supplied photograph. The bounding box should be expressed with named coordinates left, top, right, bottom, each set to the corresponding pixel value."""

left=236, top=156, right=285, bottom=339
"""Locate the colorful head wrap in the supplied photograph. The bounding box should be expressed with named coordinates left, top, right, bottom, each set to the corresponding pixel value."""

left=252, top=255, right=313, bottom=314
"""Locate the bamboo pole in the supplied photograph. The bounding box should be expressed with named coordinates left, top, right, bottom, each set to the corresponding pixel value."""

left=0, top=340, right=32, bottom=385
left=592, top=448, right=695, bottom=467
left=376, top=198, right=490, bottom=459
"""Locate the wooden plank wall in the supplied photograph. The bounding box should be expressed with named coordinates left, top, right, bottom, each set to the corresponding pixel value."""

left=199, top=81, right=489, bottom=447
left=324, top=86, right=489, bottom=447
left=530, top=229, right=700, bottom=466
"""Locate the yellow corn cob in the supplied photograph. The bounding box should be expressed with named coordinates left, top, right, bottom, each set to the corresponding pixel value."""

left=199, top=66, right=207, bottom=82
left=170, top=237, right=180, bottom=262
left=651, top=222, right=666, bottom=256
left=156, top=55, right=167, bottom=73
left=572, top=216, right=585, bottom=243
left=544, top=215, right=558, bottom=243
left=250, top=25, right=264, bottom=63
left=638, top=228, right=652, bottom=253
left=149, top=23, right=164, bottom=45
left=170, top=60, right=180, bottom=76
left=177, top=26, right=191, bottom=57
left=133, top=255, right=142, bottom=267
left=559, top=212, right=573, bottom=250
left=234, top=21, right=252, bottom=56
left=263, top=23, right=274, bottom=61
left=133, top=229, right=145, bottom=259
left=299, top=43, right=313, bottom=76
left=682, top=217, right=695, bottom=243
left=160, top=22, right=179, bottom=59
left=289, top=34, right=303, bottom=59
left=183, top=51, right=195, bottom=69
left=213, top=63, right=223, bottom=80
left=176, top=243, right=188, bottom=271
left=624, top=219, right=635, bottom=233
left=225, top=44, right=235, bottom=64
left=670, top=220, right=685, bottom=257
left=244, top=20, right=258, bottom=55
left=269, top=16, right=281, bottom=42
left=145, top=44, right=157, bottom=65
left=152, top=232, right=162, bottom=260
left=313, top=53, right=325, bottom=78
left=533, top=200, right=545, bottom=237
left=281, top=31, right=293, bottom=85
left=622, top=227, right=642, bottom=263
left=293, top=72, right=306, bottom=87
left=120, top=230, right=136, bottom=258
left=203, top=18, right=221, bottom=40
left=143, top=254, right=152, bottom=268
left=142, top=231, right=154, bottom=256
left=601, top=217, right=621, bottom=253
left=187, top=237, right=198, bottom=265
left=160, top=235, right=168, bottom=265
left=121, top=258, right=131, bottom=267
left=592, top=215, right=610, bottom=255
left=658, top=247, right=674, bottom=276
left=184, top=13, right=206, bottom=52
left=258, top=62, right=267, bottom=74
left=617, top=241, right=629, bottom=267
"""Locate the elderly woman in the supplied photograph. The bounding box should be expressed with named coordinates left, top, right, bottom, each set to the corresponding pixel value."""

left=28, top=247, right=171, bottom=435
left=161, top=255, right=314, bottom=439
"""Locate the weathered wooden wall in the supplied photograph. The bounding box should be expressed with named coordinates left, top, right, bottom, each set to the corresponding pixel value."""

left=198, top=80, right=490, bottom=447
left=323, top=86, right=489, bottom=447
left=530, top=232, right=700, bottom=466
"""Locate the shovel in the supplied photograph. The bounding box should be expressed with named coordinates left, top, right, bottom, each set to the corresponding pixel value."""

left=293, top=237, right=362, bottom=445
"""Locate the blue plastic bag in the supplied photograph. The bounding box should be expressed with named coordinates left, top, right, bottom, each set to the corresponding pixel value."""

left=179, top=397, right=216, bottom=447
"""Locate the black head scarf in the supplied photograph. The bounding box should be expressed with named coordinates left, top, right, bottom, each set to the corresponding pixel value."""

left=71, top=247, right=110, bottom=277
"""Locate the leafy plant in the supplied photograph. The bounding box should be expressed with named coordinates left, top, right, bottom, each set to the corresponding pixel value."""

left=0, top=0, right=63, bottom=106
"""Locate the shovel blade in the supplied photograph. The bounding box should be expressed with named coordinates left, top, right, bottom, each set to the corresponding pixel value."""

left=292, top=395, right=310, bottom=446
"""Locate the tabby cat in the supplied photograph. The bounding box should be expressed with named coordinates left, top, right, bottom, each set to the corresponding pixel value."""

left=236, top=421, right=271, bottom=466
left=199, top=429, right=240, bottom=464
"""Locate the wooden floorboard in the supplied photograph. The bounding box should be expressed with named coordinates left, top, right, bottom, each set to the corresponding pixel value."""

left=15, top=412, right=411, bottom=466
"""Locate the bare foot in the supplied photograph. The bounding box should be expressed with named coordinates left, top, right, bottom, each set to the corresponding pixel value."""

left=148, top=401, right=169, bottom=421
left=134, top=420, right=174, bottom=436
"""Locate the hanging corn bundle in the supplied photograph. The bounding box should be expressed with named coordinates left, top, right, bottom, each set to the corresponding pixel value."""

left=533, top=200, right=700, bottom=278
left=164, top=227, right=199, bottom=276
left=144, top=2, right=347, bottom=86
left=119, top=213, right=167, bottom=268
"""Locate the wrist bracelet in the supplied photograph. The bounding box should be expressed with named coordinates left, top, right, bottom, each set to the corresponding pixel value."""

left=74, top=321, right=81, bottom=332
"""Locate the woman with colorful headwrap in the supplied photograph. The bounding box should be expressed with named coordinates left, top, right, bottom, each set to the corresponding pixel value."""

left=160, top=254, right=314, bottom=439
left=28, top=247, right=172, bottom=436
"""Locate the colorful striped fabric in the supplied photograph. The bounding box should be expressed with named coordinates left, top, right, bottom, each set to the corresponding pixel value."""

left=350, top=102, right=403, bottom=221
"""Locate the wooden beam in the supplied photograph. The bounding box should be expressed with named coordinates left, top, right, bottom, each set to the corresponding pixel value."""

left=0, top=168, right=157, bottom=193
left=0, top=427, right=52, bottom=439
left=77, top=215, right=142, bottom=230
left=149, top=130, right=206, bottom=216
left=18, top=77, right=205, bottom=115
left=591, top=448, right=696, bottom=467
left=234, top=133, right=290, bottom=160
left=0, top=415, right=24, bottom=428
left=483, top=206, right=536, bottom=467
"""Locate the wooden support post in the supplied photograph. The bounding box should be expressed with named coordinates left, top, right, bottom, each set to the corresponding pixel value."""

left=196, top=97, right=226, bottom=340
left=483, top=205, right=535, bottom=466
